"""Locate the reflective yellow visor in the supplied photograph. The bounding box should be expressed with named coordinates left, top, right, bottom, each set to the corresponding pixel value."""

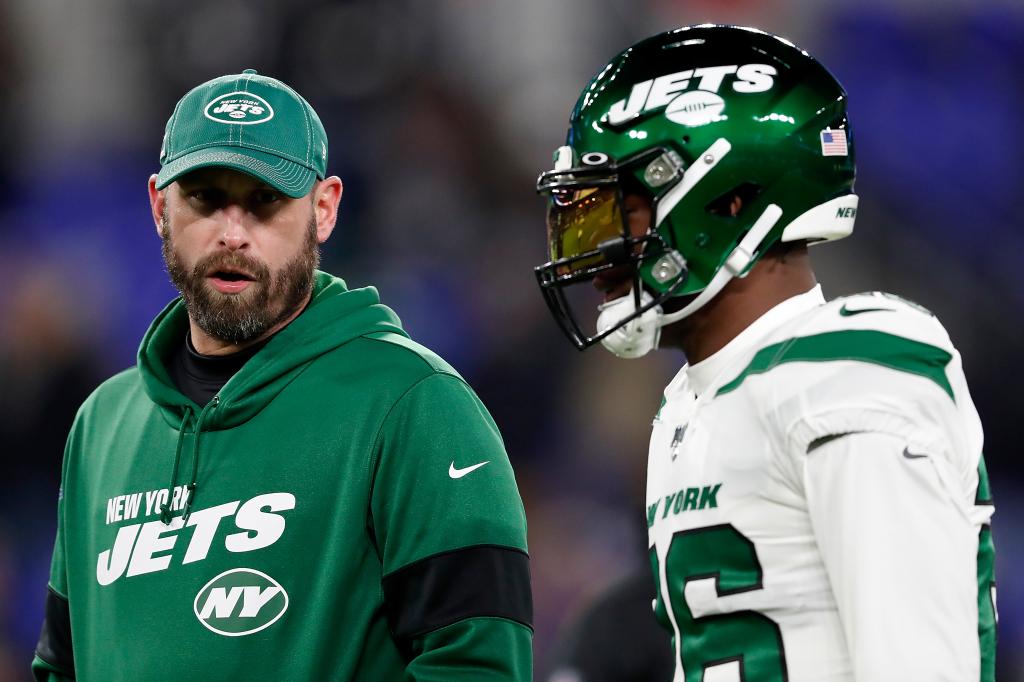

left=546, top=186, right=624, bottom=273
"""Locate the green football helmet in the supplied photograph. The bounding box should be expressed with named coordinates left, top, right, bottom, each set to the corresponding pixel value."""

left=535, top=24, right=858, bottom=356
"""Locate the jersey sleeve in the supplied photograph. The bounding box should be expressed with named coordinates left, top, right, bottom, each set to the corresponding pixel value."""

left=761, top=300, right=995, bottom=679
left=804, top=431, right=982, bottom=681
left=370, top=371, right=532, bottom=680
left=771, top=296, right=985, bottom=491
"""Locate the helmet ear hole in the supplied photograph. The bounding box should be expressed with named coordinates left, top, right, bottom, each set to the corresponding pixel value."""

left=704, top=182, right=763, bottom=217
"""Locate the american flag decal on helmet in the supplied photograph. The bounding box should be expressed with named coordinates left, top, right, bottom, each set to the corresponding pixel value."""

left=820, top=128, right=848, bottom=156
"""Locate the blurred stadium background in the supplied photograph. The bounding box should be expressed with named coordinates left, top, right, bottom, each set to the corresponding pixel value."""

left=1, top=0, right=1022, bottom=679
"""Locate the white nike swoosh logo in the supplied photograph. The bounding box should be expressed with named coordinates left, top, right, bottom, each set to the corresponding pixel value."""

left=449, top=461, right=490, bottom=479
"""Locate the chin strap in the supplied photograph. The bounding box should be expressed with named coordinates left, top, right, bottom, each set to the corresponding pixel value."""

left=657, top=203, right=783, bottom=326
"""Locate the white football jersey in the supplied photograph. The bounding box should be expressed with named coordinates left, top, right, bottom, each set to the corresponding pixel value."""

left=647, top=285, right=996, bottom=682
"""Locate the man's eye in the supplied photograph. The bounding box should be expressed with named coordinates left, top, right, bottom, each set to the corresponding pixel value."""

left=188, top=189, right=219, bottom=204
left=254, top=190, right=281, bottom=205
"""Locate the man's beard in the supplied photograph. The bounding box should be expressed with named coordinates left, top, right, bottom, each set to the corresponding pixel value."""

left=161, top=216, right=320, bottom=345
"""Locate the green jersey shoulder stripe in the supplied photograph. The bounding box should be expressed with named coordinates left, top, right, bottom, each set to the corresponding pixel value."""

left=716, top=330, right=954, bottom=400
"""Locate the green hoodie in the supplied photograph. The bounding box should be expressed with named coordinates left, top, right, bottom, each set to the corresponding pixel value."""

left=33, top=272, right=532, bottom=681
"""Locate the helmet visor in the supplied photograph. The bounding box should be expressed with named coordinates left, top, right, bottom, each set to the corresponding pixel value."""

left=546, top=186, right=624, bottom=273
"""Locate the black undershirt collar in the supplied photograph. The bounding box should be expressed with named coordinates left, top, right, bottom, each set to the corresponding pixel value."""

left=169, top=333, right=269, bottom=407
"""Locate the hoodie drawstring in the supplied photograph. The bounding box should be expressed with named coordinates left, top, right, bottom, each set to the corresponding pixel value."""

left=161, top=395, right=218, bottom=525
left=160, top=408, right=192, bottom=524
left=180, top=425, right=202, bottom=524
left=180, top=394, right=220, bottom=523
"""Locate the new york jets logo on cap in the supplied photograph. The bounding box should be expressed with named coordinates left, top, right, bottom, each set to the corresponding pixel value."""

left=204, top=92, right=275, bottom=125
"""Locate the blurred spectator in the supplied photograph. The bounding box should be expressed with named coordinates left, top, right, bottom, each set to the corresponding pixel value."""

left=0, top=266, right=103, bottom=489
left=547, top=566, right=674, bottom=682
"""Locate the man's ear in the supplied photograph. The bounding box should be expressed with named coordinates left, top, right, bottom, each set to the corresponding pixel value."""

left=312, top=176, right=343, bottom=244
left=148, top=175, right=166, bottom=238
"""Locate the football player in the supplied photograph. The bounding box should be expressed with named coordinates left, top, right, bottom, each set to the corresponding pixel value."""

left=534, top=25, right=996, bottom=681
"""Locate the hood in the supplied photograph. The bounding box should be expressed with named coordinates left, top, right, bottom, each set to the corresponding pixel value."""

left=138, top=270, right=407, bottom=431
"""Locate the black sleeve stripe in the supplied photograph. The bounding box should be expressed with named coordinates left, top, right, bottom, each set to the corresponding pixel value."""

left=382, top=544, right=532, bottom=646
left=35, top=586, right=75, bottom=678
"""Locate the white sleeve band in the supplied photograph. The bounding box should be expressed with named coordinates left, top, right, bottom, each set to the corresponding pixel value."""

left=803, top=431, right=980, bottom=682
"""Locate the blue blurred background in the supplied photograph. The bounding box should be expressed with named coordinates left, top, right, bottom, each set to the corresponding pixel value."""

left=1, top=0, right=1021, bottom=679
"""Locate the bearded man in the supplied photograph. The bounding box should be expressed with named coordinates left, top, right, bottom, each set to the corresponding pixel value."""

left=32, top=70, right=532, bottom=681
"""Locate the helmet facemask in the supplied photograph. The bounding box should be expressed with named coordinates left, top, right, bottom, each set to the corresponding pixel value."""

left=535, top=147, right=691, bottom=351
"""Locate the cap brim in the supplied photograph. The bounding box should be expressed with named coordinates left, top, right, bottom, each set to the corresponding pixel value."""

left=156, top=146, right=318, bottom=198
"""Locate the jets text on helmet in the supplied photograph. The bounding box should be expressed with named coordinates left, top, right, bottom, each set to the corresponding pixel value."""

left=604, top=64, right=777, bottom=125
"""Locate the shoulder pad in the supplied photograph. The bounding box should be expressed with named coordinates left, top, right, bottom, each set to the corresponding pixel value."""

left=787, top=291, right=953, bottom=350
left=717, top=292, right=978, bottom=458
left=718, top=292, right=957, bottom=401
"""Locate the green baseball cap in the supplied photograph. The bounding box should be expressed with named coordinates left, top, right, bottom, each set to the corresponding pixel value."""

left=156, top=69, right=328, bottom=198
